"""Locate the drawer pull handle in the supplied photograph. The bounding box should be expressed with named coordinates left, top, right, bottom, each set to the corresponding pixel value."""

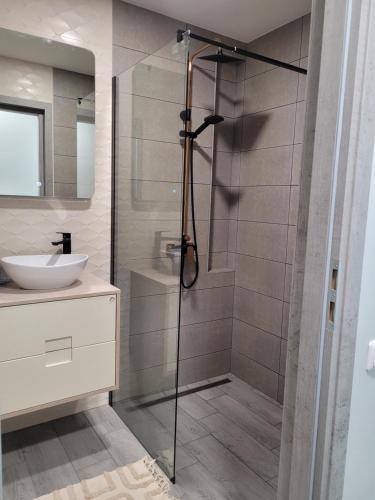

left=110, top=297, right=115, bottom=303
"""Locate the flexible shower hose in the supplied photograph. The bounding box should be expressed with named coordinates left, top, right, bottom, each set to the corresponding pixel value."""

left=181, top=137, right=199, bottom=289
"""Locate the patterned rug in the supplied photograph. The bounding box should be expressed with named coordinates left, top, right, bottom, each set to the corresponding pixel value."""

left=35, top=457, right=178, bottom=500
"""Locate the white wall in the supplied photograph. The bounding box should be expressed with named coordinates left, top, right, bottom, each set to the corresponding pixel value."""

left=342, top=144, right=375, bottom=499
left=0, top=55, right=53, bottom=102
left=0, top=0, right=112, bottom=281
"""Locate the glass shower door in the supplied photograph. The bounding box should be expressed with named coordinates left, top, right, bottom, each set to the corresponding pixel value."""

left=111, top=36, right=189, bottom=481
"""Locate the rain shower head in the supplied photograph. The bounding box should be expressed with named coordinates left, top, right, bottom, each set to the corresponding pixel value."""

left=199, top=48, right=244, bottom=64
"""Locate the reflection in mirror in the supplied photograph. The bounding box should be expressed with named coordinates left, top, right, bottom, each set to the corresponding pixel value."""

left=0, top=28, right=95, bottom=199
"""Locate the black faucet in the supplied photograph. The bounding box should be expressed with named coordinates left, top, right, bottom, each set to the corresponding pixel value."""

left=51, top=232, right=71, bottom=254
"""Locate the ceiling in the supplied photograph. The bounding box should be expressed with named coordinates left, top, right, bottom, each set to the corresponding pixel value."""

left=123, top=0, right=311, bottom=43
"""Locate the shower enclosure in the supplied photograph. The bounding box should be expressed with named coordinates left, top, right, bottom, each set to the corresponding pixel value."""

left=111, top=28, right=307, bottom=481
left=111, top=35, right=190, bottom=481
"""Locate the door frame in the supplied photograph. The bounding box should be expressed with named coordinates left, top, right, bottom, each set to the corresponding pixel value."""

left=279, top=0, right=375, bottom=498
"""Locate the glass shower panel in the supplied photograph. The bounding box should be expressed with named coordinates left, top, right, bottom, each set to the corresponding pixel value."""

left=111, top=36, right=189, bottom=481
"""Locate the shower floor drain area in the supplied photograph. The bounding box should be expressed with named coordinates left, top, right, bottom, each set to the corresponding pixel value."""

left=132, top=378, right=232, bottom=410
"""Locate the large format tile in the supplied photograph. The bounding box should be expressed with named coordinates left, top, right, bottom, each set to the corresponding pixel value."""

left=242, top=103, right=296, bottom=150
left=186, top=435, right=276, bottom=500
left=117, top=137, right=183, bottom=183
left=113, top=0, right=180, bottom=54
left=52, top=413, right=112, bottom=474
left=231, top=351, right=279, bottom=400
left=222, top=375, right=283, bottom=426
left=201, top=412, right=279, bottom=481
left=238, top=186, right=290, bottom=224
left=119, top=55, right=185, bottom=104
left=240, top=146, right=293, bottom=186
left=13, top=424, right=79, bottom=497
left=236, top=221, right=288, bottom=262
left=208, top=395, right=280, bottom=450
left=233, top=286, right=283, bottom=336
left=171, top=462, right=230, bottom=499
left=181, top=286, right=234, bottom=325
left=235, top=253, right=285, bottom=300
left=178, top=393, right=216, bottom=420
left=244, top=67, right=298, bottom=114
left=118, top=94, right=182, bottom=143
left=179, top=350, right=231, bottom=385
left=232, top=319, right=281, bottom=371
left=113, top=45, right=147, bottom=77
left=245, top=18, right=303, bottom=78
left=149, top=401, right=209, bottom=445
left=179, top=318, right=232, bottom=360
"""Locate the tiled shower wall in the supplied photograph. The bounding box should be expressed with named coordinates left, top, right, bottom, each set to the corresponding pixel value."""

left=113, top=1, right=310, bottom=403
left=112, top=0, right=241, bottom=398
left=230, top=16, right=310, bottom=402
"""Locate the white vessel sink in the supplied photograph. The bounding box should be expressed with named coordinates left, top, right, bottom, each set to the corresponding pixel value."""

left=1, top=254, right=88, bottom=290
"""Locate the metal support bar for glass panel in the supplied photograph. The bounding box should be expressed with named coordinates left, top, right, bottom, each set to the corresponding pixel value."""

left=177, top=29, right=307, bottom=75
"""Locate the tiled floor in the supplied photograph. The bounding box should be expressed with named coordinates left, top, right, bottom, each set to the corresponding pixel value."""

left=2, top=374, right=281, bottom=500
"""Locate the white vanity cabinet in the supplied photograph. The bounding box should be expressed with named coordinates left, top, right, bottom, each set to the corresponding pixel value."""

left=0, top=273, right=120, bottom=418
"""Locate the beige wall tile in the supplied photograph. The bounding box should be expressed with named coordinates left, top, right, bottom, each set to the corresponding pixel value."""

left=231, top=152, right=241, bottom=186
left=231, top=351, right=279, bottom=399
left=212, top=186, right=231, bottom=220
left=117, top=137, right=183, bottom=183
left=281, top=302, right=290, bottom=340
left=294, top=100, right=306, bottom=144
left=284, top=264, right=293, bottom=302
left=238, top=186, right=290, bottom=224
left=277, top=375, right=285, bottom=404
left=289, top=186, right=300, bottom=225
left=179, top=350, right=231, bottom=386
left=130, top=292, right=179, bottom=334
left=279, top=339, right=287, bottom=376
left=286, top=225, right=297, bottom=264
left=244, top=67, right=298, bottom=115
left=180, top=318, right=233, bottom=360
left=236, top=221, right=288, bottom=262
left=235, top=253, right=286, bottom=300
left=245, top=18, right=303, bottom=78
left=301, top=14, right=311, bottom=58
left=113, top=0, right=180, bottom=54
left=119, top=55, right=185, bottom=104
left=232, top=319, right=281, bottom=371
left=210, top=219, right=229, bottom=253
left=181, top=286, right=234, bottom=325
left=118, top=93, right=182, bottom=143
left=214, top=151, right=233, bottom=186
left=233, top=286, right=283, bottom=336
left=242, top=103, right=296, bottom=150
left=297, top=57, right=308, bottom=101
left=217, top=78, right=237, bottom=118
left=291, top=143, right=303, bottom=185
left=240, top=146, right=293, bottom=186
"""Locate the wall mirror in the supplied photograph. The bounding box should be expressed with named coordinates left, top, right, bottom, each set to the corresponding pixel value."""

left=0, top=28, right=95, bottom=200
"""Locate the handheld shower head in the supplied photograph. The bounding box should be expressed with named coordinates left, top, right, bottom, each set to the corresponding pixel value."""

left=180, top=114, right=224, bottom=140
left=204, top=114, right=225, bottom=125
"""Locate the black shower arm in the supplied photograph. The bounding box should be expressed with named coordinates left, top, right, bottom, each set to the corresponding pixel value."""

left=177, top=29, right=307, bottom=75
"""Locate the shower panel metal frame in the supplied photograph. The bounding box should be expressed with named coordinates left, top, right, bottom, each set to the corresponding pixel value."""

left=178, top=29, right=308, bottom=282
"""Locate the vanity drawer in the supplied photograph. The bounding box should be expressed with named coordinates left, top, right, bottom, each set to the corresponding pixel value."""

left=0, top=295, right=117, bottom=362
left=0, top=341, right=116, bottom=416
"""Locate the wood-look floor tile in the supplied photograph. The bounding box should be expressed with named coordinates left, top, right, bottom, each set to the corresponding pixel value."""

left=209, top=395, right=281, bottom=450
left=201, top=412, right=279, bottom=481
